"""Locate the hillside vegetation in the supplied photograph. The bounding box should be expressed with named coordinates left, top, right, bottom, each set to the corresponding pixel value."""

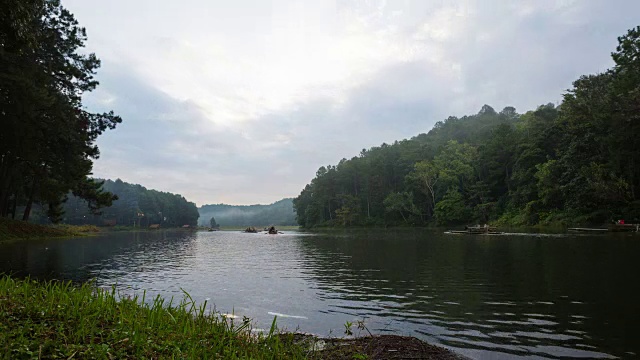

left=49, top=179, right=199, bottom=227
left=198, top=199, right=296, bottom=227
left=294, top=26, right=640, bottom=228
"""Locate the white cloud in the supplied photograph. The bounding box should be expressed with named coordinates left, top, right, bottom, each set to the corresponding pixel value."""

left=64, top=0, right=640, bottom=205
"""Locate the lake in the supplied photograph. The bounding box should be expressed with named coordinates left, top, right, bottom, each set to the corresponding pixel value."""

left=0, top=229, right=638, bottom=359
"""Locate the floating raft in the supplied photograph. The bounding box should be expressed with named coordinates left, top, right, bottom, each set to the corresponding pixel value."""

left=446, top=229, right=504, bottom=235
left=608, top=223, right=639, bottom=232
left=568, top=227, right=608, bottom=232
left=568, top=224, right=639, bottom=232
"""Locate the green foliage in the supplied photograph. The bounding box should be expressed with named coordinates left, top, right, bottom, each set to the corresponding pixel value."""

left=383, top=192, right=419, bottom=224
left=58, top=179, right=199, bottom=227
left=434, top=189, right=470, bottom=225
left=294, top=26, right=640, bottom=227
left=406, top=160, right=439, bottom=217
left=209, top=216, right=218, bottom=228
left=335, top=194, right=361, bottom=226
left=0, top=0, right=121, bottom=222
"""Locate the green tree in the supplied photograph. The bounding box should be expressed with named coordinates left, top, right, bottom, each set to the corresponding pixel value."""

left=335, top=194, right=360, bottom=226
left=0, top=0, right=121, bottom=221
left=434, top=188, right=470, bottom=225
left=406, top=160, right=439, bottom=217
left=383, top=192, right=419, bottom=224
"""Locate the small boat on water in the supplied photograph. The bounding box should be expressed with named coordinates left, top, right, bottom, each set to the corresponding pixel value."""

left=267, top=226, right=281, bottom=234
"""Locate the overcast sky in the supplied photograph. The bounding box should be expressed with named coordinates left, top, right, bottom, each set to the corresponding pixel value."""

left=64, top=0, right=639, bottom=206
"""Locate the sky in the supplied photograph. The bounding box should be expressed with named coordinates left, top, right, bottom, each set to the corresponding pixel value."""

left=63, top=0, right=640, bottom=206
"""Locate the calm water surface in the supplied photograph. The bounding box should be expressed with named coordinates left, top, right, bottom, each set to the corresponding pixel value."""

left=1, top=229, right=638, bottom=359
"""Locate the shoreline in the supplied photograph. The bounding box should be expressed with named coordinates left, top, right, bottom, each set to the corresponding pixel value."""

left=0, top=218, right=205, bottom=241
left=0, top=275, right=466, bottom=359
left=0, top=217, right=90, bottom=241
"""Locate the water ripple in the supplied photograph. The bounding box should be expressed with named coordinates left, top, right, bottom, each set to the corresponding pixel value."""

left=1, top=229, right=637, bottom=360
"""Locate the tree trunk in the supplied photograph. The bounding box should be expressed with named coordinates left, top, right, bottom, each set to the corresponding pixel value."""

left=505, top=164, right=511, bottom=192
left=0, top=196, right=7, bottom=217
left=0, top=158, right=13, bottom=217
left=10, top=195, right=17, bottom=219
left=22, top=180, right=38, bottom=221
left=399, top=210, right=407, bottom=223
left=0, top=178, right=11, bottom=217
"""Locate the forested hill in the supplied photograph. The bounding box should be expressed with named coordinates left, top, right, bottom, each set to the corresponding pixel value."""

left=294, top=26, right=640, bottom=228
left=58, top=179, right=199, bottom=227
left=198, top=199, right=296, bottom=227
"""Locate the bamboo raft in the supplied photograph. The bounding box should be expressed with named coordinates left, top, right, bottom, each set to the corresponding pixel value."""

left=568, top=224, right=639, bottom=232
left=567, top=227, right=608, bottom=232
left=446, top=226, right=503, bottom=235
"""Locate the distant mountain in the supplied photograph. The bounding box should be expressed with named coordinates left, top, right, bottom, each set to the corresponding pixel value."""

left=198, top=198, right=296, bottom=227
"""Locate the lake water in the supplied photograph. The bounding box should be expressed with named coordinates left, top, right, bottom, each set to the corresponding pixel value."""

left=1, top=229, right=638, bottom=359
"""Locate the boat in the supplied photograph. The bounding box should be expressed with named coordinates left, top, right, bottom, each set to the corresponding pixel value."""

left=244, top=226, right=258, bottom=233
left=267, top=226, right=279, bottom=234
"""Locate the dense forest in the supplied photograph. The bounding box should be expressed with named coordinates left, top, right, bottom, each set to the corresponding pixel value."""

left=294, top=26, right=640, bottom=228
left=198, top=199, right=296, bottom=227
left=0, top=0, right=121, bottom=223
left=50, top=179, right=199, bottom=227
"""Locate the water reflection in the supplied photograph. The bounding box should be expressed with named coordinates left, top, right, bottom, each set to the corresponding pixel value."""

left=0, top=229, right=638, bottom=359
left=0, top=231, right=198, bottom=283
left=296, top=229, right=639, bottom=359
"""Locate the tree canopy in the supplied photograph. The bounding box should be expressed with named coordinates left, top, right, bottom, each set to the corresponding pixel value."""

left=0, top=0, right=121, bottom=223
left=57, top=179, right=199, bottom=227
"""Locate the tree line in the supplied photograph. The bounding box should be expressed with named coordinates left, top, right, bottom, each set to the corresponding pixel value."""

left=57, top=179, right=199, bottom=227
left=198, top=198, right=297, bottom=227
left=294, top=26, right=640, bottom=227
left=1, top=0, right=121, bottom=223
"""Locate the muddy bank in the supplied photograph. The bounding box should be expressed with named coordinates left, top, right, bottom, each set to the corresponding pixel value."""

left=285, top=333, right=469, bottom=360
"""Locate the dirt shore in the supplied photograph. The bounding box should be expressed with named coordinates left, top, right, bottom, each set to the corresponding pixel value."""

left=286, top=334, right=470, bottom=360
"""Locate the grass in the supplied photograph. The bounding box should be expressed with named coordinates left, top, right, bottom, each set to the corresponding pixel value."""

left=0, top=275, right=307, bottom=359
left=0, top=217, right=89, bottom=241
left=0, top=276, right=462, bottom=359
left=52, top=224, right=101, bottom=234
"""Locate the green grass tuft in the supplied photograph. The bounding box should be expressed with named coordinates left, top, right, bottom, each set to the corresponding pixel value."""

left=0, top=275, right=306, bottom=359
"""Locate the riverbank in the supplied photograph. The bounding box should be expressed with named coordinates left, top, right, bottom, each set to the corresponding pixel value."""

left=0, top=218, right=204, bottom=241
left=0, top=217, right=96, bottom=241
left=0, top=276, right=463, bottom=359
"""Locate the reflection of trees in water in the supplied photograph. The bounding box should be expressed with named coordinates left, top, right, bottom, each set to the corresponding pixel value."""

left=0, top=231, right=198, bottom=283
left=296, top=230, right=640, bottom=359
